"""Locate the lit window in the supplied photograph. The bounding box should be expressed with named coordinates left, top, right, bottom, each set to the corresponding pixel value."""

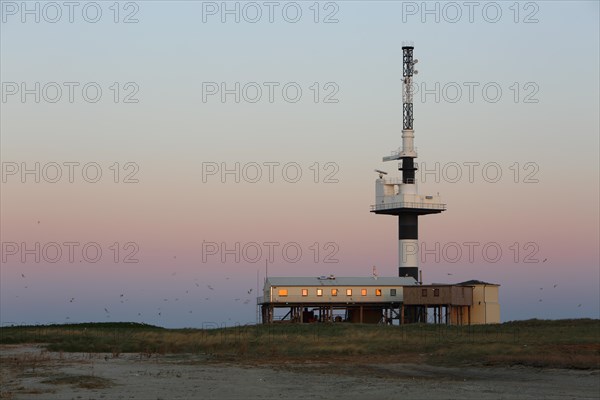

left=317, top=288, right=323, bottom=296
left=346, top=289, right=352, bottom=296
left=302, top=289, right=308, bottom=297
left=375, top=289, right=382, bottom=296
left=278, top=289, right=288, bottom=297
left=331, top=289, right=338, bottom=296
left=422, top=289, right=427, bottom=297
left=434, top=289, right=440, bottom=297
left=361, top=289, right=367, bottom=296
left=390, top=289, right=397, bottom=296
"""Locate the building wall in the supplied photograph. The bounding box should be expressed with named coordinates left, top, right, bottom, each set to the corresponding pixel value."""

left=403, top=285, right=472, bottom=306
left=470, top=285, right=500, bottom=324
left=265, top=285, right=404, bottom=303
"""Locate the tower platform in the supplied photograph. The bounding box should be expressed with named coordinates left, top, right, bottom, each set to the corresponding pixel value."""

left=370, top=203, right=446, bottom=215
left=371, top=177, right=446, bottom=215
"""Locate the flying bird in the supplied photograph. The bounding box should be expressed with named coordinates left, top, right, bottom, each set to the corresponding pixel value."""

left=248, top=289, right=253, bottom=294
left=553, top=284, right=558, bottom=288
left=21, top=274, right=25, bottom=278
left=104, top=308, right=109, bottom=313
left=207, top=285, right=214, bottom=290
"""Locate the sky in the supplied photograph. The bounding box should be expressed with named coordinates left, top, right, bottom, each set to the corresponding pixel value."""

left=1, top=1, right=598, bottom=327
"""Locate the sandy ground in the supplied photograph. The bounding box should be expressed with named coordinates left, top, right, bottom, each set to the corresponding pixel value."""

left=1, top=345, right=599, bottom=400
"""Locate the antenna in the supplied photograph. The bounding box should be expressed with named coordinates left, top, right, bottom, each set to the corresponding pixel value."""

left=374, top=169, right=388, bottom=179
left=402, top=44, right=415, bottom=130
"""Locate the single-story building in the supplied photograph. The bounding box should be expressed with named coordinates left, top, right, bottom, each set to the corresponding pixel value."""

left=258, top=275, right=417, bottom=324
left=259, top=276, right=500, bottom=325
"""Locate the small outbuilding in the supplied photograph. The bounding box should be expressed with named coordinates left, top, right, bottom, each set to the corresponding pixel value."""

left=402, top=280, right=500, bottom=325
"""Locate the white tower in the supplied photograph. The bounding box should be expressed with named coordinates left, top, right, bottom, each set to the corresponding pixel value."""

left=370, top=44, right=446, bottom=281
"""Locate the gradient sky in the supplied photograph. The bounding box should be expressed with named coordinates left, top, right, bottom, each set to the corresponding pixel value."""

left=1, top=1, right=598, bottom=327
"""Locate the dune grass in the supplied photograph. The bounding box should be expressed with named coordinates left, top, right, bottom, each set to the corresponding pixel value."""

left=1, top=319, right=598, bottom=369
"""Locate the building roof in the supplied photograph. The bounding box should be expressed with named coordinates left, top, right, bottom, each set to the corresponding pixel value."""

left=265, top=276, right=418, bottom=287
left=456, top=280, right=500, bottom=286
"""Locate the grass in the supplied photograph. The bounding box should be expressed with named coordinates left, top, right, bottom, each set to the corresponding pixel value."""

left=1, top=319, right=598, bottom=369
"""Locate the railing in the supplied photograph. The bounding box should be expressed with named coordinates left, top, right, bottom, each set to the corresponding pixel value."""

left=382, top=177, right=417, bottom=185
left=388, top=147, right=418, bottom=157
left=382, top=177, right=403, bottom=185
left=370, top=201, right=446, bottom=211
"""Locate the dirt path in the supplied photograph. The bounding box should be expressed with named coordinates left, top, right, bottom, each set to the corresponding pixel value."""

left=1, top=345, right=598, bottom=399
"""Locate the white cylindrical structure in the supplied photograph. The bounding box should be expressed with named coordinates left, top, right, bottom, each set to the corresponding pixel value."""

left=400, top=130, right=417, bottom=157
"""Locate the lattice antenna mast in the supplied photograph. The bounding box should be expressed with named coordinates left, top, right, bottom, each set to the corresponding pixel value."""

left=402, top=45, right=415, bottom=131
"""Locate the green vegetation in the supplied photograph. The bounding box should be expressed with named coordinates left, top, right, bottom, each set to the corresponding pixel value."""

left=1, top=319, right=598, bottom=369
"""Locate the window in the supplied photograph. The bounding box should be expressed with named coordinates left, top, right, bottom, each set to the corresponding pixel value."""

left=317, top=288, right=323, bottom=296
left=434, top=288, right=440, bottom=297
left=375, top=289, right=382, bottom=296
left=346, top=289, right=352, bottom=296
left=278, top=289, right=288, bottom=297
left=331, top=289, right=338, bottom=296
left=390, top=289, right=397, bottom=296
left=422, top=289, right=427, bottom=297
left=361, top=289, right=367, bottom=296
left=302, top=289, right=308, bottom=297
